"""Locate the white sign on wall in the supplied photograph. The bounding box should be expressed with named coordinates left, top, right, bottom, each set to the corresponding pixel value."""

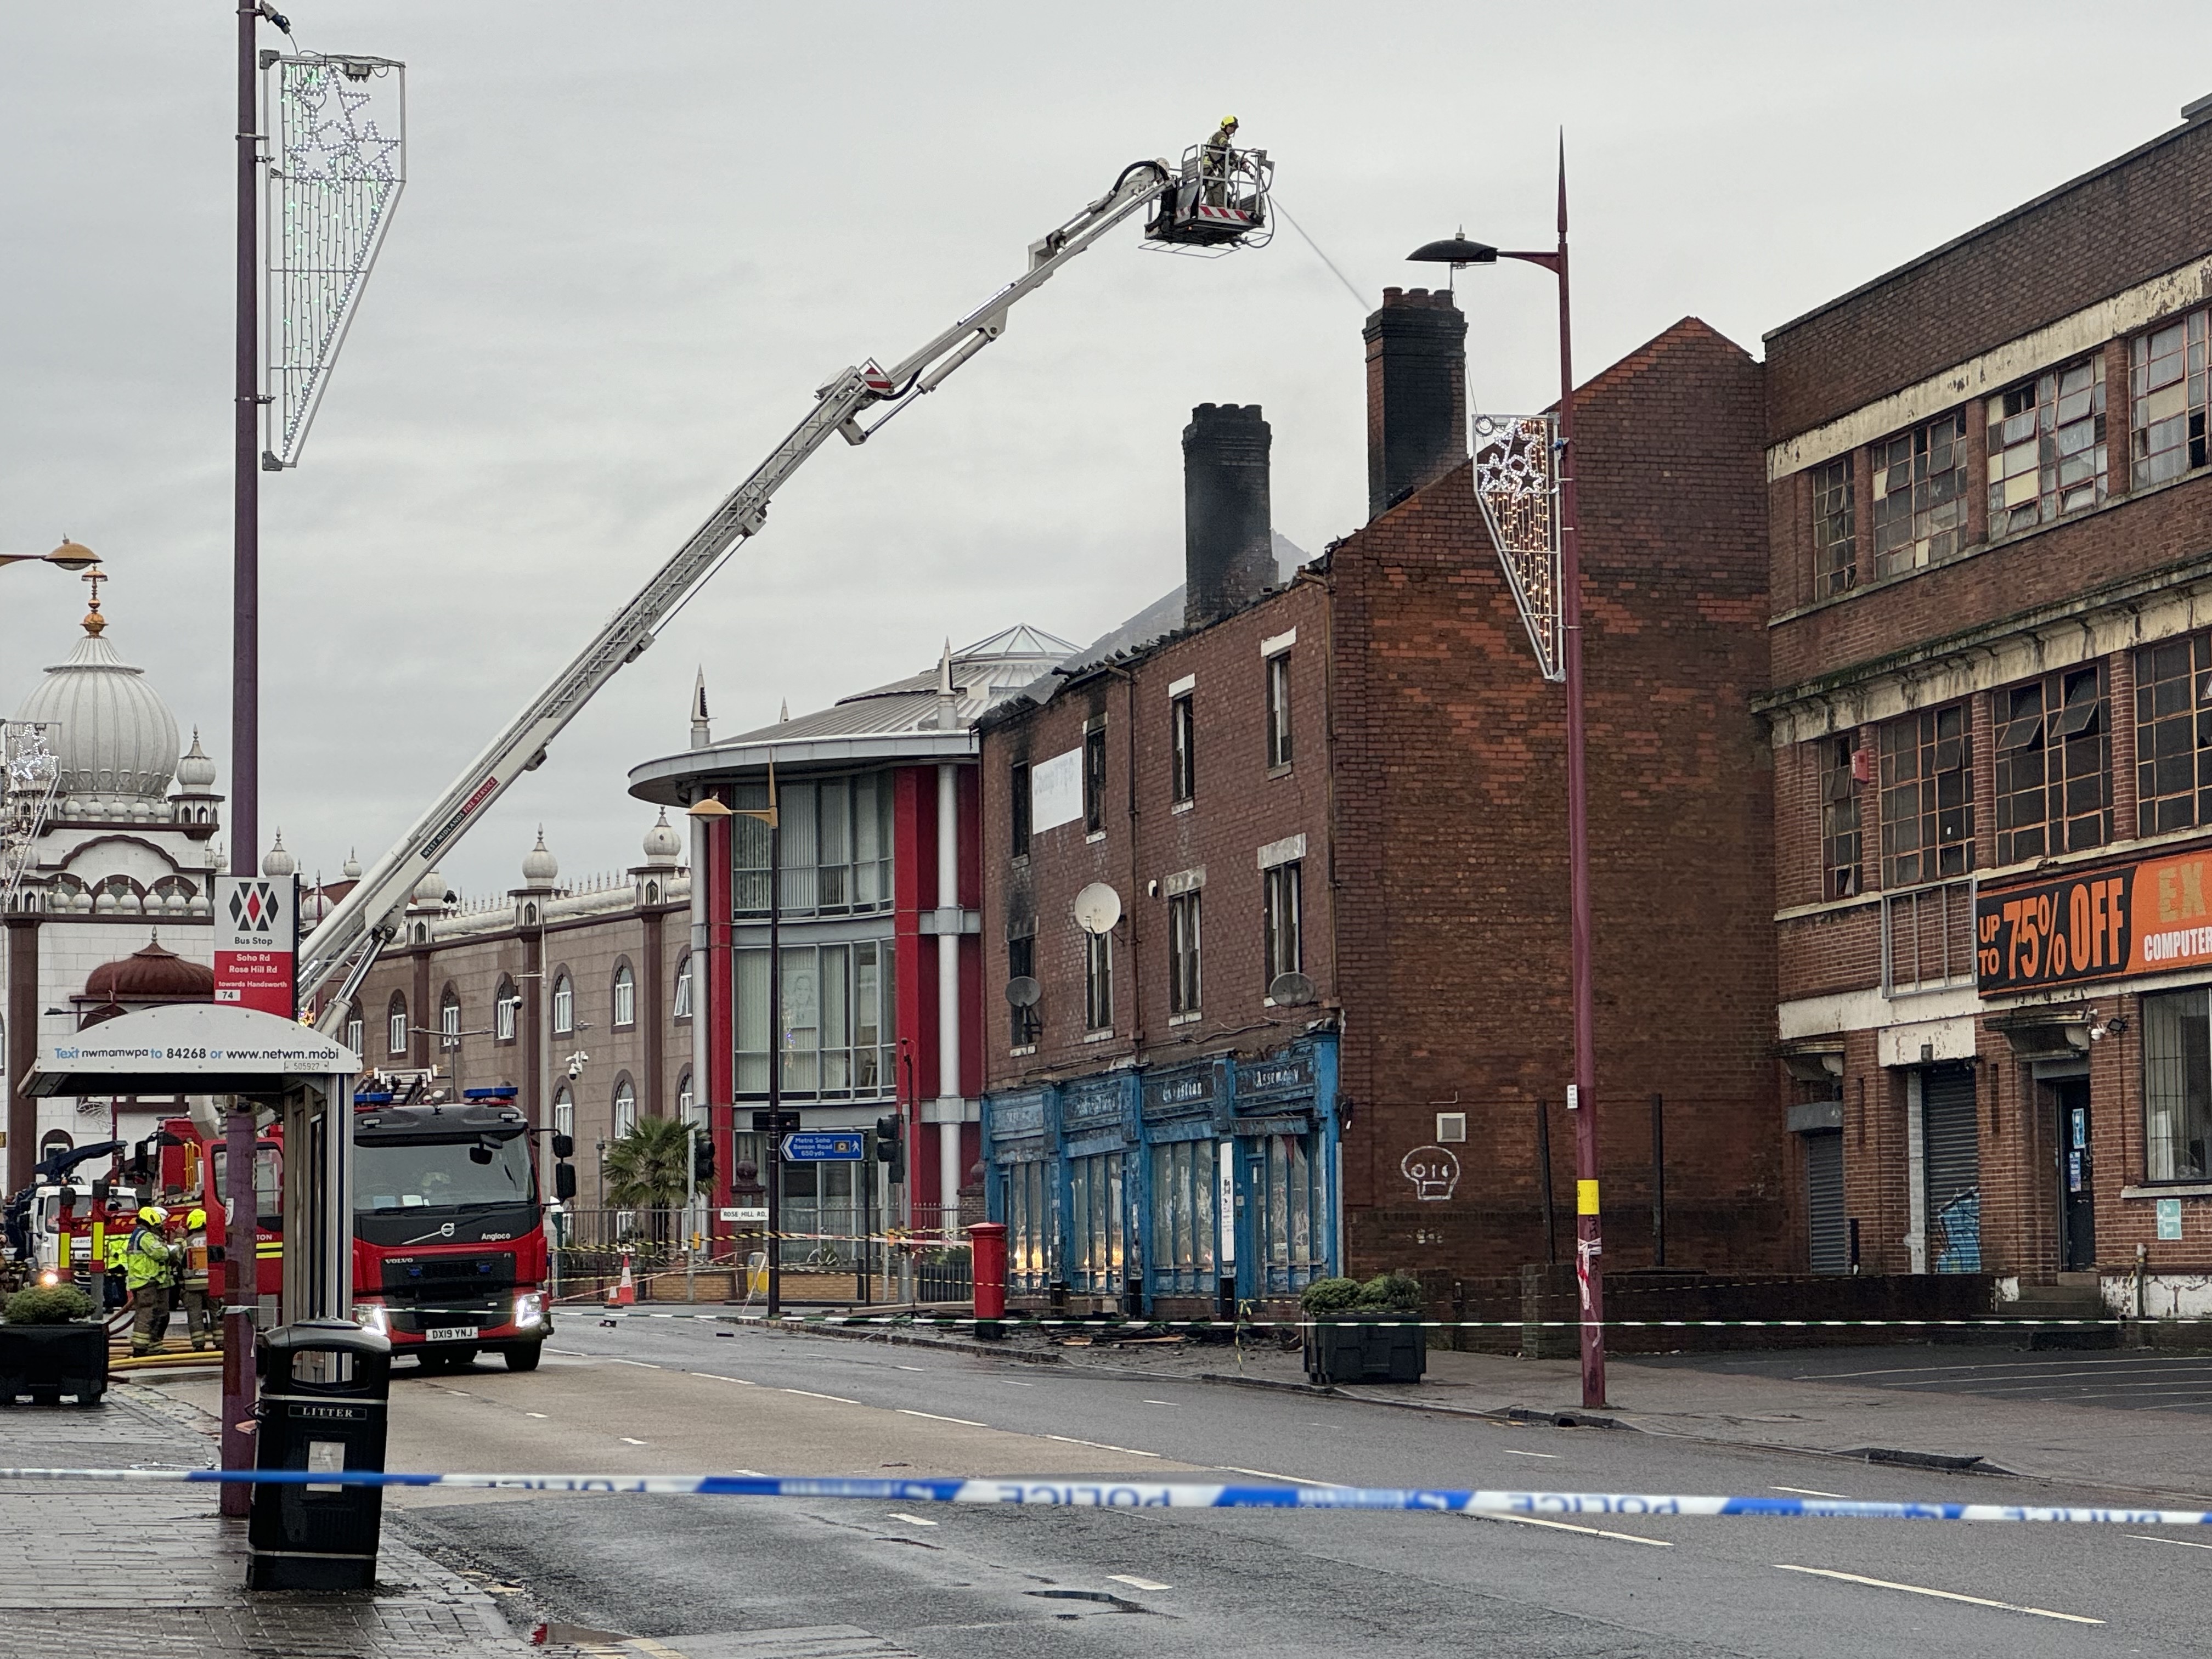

left=1030, top=748, right=1083, bottom=834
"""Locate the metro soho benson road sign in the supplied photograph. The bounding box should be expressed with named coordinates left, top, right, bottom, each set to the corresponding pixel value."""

left=781, top=1131, right=865, bottom=1162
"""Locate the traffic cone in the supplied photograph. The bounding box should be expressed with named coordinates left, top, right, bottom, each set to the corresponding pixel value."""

left=607, top=1250, right=637, bottom=1307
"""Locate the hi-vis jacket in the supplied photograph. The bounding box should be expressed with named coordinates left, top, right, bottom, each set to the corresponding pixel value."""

left=122, top=1224, right=175, bottom=1292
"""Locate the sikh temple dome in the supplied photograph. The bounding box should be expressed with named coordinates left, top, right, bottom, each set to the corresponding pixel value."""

left=10, top=574, right=181, bottom=816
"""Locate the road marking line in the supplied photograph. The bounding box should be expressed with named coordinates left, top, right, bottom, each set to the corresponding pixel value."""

left=895, top=1365, right=928, bottom=1372
left=628, top=1640, right=690, bottom=1658
left=1141, top=1400, right=1175, bottom=1406
left=1002, top=1380, right=1036, bottom=1387
left=546, top=1347, right=590, bottom=1356
left=1773, top=1565, right=2102, bottom=1624
left=1043, top=1435, right=1160, bottom=1458
left=1503, top=1449, right=1558, bottom=1459
left=525, top=1412, right=550, bottom=1419
left=1108, top=1575, right=1172, bottom=1590
left=1219, top=1466, right=1344, bottom=1487
left=698, top=1375, right=755, bottom=1385
left=619, top=1437, right=649, bottom=1446
left=899, top=1409, right=988, bottom=1426
left=1772, top=1486, right=1850, bottom=1499
left=2126, top=1532, right=2212, bottom=1550
left=781, top=1389, right=860, bottom=1404
left=887, top=1511, right=939, bottom=1527
left=1484, top=1514, right=1672, bottom=1548
left=611, top=1359, right=662, bottom=1369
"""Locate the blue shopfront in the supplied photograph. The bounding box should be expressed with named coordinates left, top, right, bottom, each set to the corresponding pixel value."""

left=983, top=1033, right=1341, bottom=1313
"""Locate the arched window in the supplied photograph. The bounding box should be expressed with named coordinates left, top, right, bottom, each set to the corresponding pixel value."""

left=439, top=986, right=462, bottom=1050
left=494, top=976, right=519, bottom=1042
left=672, top=953, right=694, bottom=1021
left=677, top=1068, right=698, bottom=1126
left=411, top=922, right=429, bottom=946
left=553, top=1086, right=574, bottom=1141
left=523, top=901, right=538, bottom=927
left=345, top=1015, right=364, bottom=1055
left=611, top=961, right=636, bottom=1029
left=387, top=994, right=408, bottom=1057
left=552, top=972, right=574, bottom=1035
left=37, top=1130, right=72, bottom=1161
left=612, top=1075, right=637, bottom=1138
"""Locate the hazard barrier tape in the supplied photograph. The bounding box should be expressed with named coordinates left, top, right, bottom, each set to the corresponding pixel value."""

left=0, top=1467, right=2207, bottom=1524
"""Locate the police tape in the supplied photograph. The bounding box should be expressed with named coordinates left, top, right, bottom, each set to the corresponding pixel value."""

left=590, top=1310, right=2203, bottom=1330
left=0, top=1466, right=2208, bottom=1524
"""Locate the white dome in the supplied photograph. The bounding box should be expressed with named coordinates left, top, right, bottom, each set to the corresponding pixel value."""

left=13, top=627, right=180, bottom=803
left=262, top=830, right=296, bottom=878
left=413, top=868, right=452, bottom=906
left=341, top=849, right=362, bottom=881
left=641, top=808, right=682, bottom=867
left=521, top=828, right=558, bottom=886
left=176, top=727, right=217, bottom=789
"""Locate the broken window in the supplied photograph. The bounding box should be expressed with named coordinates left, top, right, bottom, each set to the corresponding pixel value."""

left=1819, top=734, right=1861, bottom=900
left=2131, top=308, right=2209, bottom=487
left=1870, top=411, right=1968, bottom=578
left=1812, top=455, right=1855, bottom=595
left=2134, top=631, right=2212, bottom=837
left=1994, top=664, right=2109, bottom=864
left=1167, top=891, right=1201, bottom=1016
left=1170, top=692, right=1195, bottom=804
left=1007, top=925, right=1040, bottom=1049
left=1265, top=652, right=1293, bottom=769
left=1083, top=719, right=1108, bottom=834
left=1084, top=928, right=1114, bottom=1031
left=1879, top=704, right=1973, bottom=887
left=1987, top=356, right=2107, bottom=537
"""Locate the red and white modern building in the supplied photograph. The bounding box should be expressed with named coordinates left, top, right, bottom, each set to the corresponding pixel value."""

left=627, top=628, right=1074, bottom=1247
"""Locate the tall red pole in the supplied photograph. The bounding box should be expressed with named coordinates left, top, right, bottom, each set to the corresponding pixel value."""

left=221, top=1, right=263, bottom=1517
left=1553, top=143, right=1607, bottom=1409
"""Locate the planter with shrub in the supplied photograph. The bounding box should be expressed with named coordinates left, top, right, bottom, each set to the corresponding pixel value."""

left=1301, top=1272, right=1427, bottom=1385
left=0, top=1285, right=108, bottom=1407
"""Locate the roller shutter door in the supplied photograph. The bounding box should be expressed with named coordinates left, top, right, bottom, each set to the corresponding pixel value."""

left=1805, top=1130, right=1847, bottom=1274
left=1922, top=1065, right=1980, bottom=1273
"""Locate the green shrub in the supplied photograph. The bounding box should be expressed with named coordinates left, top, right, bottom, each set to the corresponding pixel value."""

left=4, top=1284, right=97, bottom=1324
left=1299, top=1277, right=1362, bottom=1314
left=1356, top=1271, right=1425, bottom=1313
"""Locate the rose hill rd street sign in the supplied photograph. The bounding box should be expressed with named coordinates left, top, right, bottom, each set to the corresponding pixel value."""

left=215, top=874, right=297, bottom=1019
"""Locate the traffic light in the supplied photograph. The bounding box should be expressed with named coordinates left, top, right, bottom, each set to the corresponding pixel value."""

left=876, top=1113, right=905, bottom=1185
left=692, top=1124, right=716, bottom=1186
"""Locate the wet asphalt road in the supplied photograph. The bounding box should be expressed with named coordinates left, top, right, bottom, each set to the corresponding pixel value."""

left=381, top=1316, right=2212, bottom=1657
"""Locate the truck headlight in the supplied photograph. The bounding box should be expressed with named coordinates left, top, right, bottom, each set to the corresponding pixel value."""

left=353, top=1302, right=390, bottom=1337
left=514, top=1291, right=545, bottom=1330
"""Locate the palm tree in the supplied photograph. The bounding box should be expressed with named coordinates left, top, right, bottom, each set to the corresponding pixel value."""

left=601, top=1115, right=705, bottom=1248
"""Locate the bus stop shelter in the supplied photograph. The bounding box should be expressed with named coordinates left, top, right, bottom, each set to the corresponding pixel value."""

left=25, top=1003, right=362, bottom=1321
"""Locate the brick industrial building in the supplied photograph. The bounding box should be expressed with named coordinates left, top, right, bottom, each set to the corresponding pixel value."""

left=975, top=289, right=1785, bottom=1313
left=1762, top=97, right=2212, bottom=1320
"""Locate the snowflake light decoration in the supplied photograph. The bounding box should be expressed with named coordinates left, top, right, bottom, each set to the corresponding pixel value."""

left=1471, top=413, right=1564, bottom=682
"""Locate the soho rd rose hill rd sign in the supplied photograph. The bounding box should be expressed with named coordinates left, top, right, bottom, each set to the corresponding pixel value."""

left=1976, top=846, right=2212, bottom=995
left=213, top=874, right=297, bottom=1018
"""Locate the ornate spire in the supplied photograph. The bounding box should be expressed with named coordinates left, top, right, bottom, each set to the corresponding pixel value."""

left=80, top=561, right=107, bottom=637
left=690, top=667, right=712, bottom=751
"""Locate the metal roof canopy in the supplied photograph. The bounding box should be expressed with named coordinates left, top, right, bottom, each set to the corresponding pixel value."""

left=26, top=1003, right=360, bottom=1097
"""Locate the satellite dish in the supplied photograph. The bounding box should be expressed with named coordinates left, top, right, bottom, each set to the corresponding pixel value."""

left=1072, top=882, right=1122, bottom=935
left=1267, top=971, right=1315, bottom=1006
left=1005, top=975, right=1041, bottom=1008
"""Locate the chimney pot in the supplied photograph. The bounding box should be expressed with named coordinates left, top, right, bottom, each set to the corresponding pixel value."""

left=1182, top=403, right=1274, bottom=631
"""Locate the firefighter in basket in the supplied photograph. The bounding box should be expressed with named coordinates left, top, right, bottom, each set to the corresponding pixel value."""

left=122, top=1205, right=176, bottom=1357
left=1200, top=115, right=1239, bottom=206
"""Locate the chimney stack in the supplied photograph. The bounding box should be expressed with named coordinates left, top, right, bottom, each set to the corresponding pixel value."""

left=1364, top=286, right=1468, bottom=520
left=1182, top=403, right=1274, bottom=631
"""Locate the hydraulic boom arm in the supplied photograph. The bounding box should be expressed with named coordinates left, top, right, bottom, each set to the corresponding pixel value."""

left=302, top=149, right=1255, bottom=1030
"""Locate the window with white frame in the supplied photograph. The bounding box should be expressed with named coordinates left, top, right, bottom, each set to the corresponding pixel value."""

left=733, top=938, right=895, bottom=1099
left=552, top=973, right=574, bottom=1035
left=612, top=961, right=636, bottom=1028
left=678, top=1069, right=699, bottom=1127
left=1170, top=691, right=1196, bottom=803
left=387, top=994, right=408, bottom=1057
left=345, top=1016, right=364, bottom=1056
left=672, top=953, right=693, bottom=1020
left=1264, top=861, right=1303, bottom=984
left=1266, top=651, right=1293, bottom=768
left=613, top=1075, right=637, bottom=1138
left=1084, top=929, right=1114, bottom=1031
left=494, top=977, right=518, bottom=1042
left=1167, top=891, right=1201, bottom=1017
left=438, top=990, right=461, bottom=1049
left=553, top=1086, right=574, bottom=1141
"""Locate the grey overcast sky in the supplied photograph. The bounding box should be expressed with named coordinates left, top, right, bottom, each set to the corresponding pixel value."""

left=4, top=2, right=2207, bottom=898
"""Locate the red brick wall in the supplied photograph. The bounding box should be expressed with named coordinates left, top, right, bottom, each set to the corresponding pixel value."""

left=1765, top=119, right=2212, bottom=441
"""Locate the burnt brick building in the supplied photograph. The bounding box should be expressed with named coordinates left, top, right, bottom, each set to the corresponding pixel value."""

left=976, top=287, right=1785, bottom=1313
left=1760, top=97, right=2212, bottom=1321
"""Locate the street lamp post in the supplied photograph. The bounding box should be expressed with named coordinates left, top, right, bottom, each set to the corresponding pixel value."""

left=1409, top=143, right=1607, bottom=1408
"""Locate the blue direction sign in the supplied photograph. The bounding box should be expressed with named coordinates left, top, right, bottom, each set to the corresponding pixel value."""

left=782, top=1131, right=866, bottom=1162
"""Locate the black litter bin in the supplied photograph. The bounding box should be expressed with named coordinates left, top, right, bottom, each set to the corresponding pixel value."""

left=247, top=1319, right=393, bottom=1591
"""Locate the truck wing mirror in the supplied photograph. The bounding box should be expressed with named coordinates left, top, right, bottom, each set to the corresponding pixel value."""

left=555, top=1164, right=578, bottom=1202
left=551, top=1133, right=575, bottom=1161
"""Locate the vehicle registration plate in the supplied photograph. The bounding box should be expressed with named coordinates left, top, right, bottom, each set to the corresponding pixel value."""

left=422, top=1326, right=475, bottom=1342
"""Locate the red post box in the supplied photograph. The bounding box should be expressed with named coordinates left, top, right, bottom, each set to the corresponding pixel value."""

left=968, top=1221, right=1007, bottom=1339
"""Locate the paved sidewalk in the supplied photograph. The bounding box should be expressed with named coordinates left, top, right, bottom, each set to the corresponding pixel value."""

left=771, top=1319, right=2212, bottom=1502
left=0, top=1380, right=532, bottom=1657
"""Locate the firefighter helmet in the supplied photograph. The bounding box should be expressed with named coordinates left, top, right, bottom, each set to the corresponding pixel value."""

left=137, top=1205, right=167, bottom=1225
left=186, top=1208, right=207, bottom=1230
